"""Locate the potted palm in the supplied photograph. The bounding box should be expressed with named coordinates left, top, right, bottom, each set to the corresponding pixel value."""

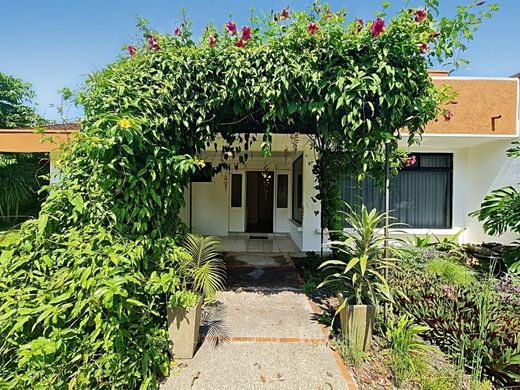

left=319, top=205, right=395, bottom=351
left=167, top=234, right=226, bottom=359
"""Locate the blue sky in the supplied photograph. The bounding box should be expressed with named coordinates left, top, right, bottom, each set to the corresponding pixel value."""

left=2, top=0, right=519, bottom=122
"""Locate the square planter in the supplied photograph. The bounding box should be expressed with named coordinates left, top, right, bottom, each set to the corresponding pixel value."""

left=337, top=293, right=376, bottom=352
left=167, top=298, right=202, bottom=359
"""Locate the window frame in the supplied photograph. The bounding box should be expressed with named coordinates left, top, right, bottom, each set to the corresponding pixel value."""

left=292, top=155, right=303, bottom=224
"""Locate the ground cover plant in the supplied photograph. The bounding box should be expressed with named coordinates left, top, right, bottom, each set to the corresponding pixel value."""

left=392, top=240, right=520, bottom=387
left=0, top=1, right=497, bottom=388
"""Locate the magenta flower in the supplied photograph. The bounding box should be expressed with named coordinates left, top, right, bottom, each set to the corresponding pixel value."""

left=208, top=35, right=217, bottom=48
left=406, top=155, right=417, bottom=167
left=174, top=27, right=182, bottom=36
left=235, top=38, right=245, bottom=48
left=415, top=9, right=428, bottom=23
left=418, top=43, right=429, bottom=54
left=226, top=21, right=237, bottom=35
left=307, top=22, right=319, bottom=35
left=241, top=26, right=252, bottom=41
left=127, top=45, right=136, bottom=56
left=370, top=18, right=385, bottom=37
left=444, top=111, right=454, bottom=122
left=355, top=18, right=364, bottom=32
left=147, top=35, right=160, bottom=51
left=281, top=8, right=289, bottom=19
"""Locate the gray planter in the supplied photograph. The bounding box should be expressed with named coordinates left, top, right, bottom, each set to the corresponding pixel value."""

left=167, top=299, right=202, bottom=359
left=337, top=293, right=376, bottom=352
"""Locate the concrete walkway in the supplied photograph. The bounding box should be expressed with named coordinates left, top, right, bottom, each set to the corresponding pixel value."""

left=161, top=254, right=357, bottom=390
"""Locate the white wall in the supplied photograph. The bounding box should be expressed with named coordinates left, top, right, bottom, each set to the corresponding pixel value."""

left=465, top=139, right=520, bottom=244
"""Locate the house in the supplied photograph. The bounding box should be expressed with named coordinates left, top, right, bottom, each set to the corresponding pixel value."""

left=1, top=72, right=518, bottom=251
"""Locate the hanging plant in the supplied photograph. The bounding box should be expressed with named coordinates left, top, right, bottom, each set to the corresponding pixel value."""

left=261, top=163, right=272, bottom=199
left=223, top=170, right=229, bottom=192
left=283, top=146, right=289, bottom=163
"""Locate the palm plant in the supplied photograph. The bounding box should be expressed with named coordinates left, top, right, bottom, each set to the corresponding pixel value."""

left=0, top=153, right=39, bottom=221
left=319, top=205, right=396, bottom=307
left=177, top=234, right=226, bottom=299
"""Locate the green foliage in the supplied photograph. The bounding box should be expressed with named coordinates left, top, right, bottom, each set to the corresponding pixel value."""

left=425, top=257, right=476, bottom=287
left=392, top=263, right=520, bottom=386
left=319, top=205, right=396, bottom=306
left=0, top=72, right=47, bottom=128
left=333, top=336, right=367, bottom=369
left=168, top=290, right=199, bottom=308
left=0, top=1, right=497, bottom=388
left=178, top=234, right=226, bottom=299
left=0, top=153, right=47, bottom=222
left=385, top=313, right=436, bottom=386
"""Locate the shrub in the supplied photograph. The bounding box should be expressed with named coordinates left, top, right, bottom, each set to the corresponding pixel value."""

left=392, top=265, right=520, bottom=386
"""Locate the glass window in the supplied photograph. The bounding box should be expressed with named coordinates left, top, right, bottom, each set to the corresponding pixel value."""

left=341, top=153, right=453, bottom=229
left=292, top=156, right=303, bottom=224
left=231, top=174, right=242, bottom=207
left=277, top=174, right=288, bottom=208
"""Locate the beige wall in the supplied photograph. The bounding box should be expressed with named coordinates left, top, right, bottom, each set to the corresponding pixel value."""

left=426, top=77, right=518, bottom=135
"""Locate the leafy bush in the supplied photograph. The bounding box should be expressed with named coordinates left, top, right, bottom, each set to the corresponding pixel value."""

left=0, top=226, right=179, bottom=389
left=392, top=263, right=520, bottom=386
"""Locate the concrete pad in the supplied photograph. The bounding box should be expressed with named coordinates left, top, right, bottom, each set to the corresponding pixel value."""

left=205, top=291, right=324, bottom=340
left=162, top=341, right=348, bottom=390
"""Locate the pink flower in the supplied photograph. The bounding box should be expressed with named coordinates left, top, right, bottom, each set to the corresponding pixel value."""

left=418, top=43, right=429, bottom=54
left=235, top=38, right=245, bottom=48
left=444, top=111, right=454, bottom=122
left=226, top=21, right=237, bottom=35
left=406, top=155, right=417, bottom=167
left=241, top=26, right=252, bottom=41
left=174, top=27, right=182, bottom=36
left=208, top=35, right=217, bottom=48
left=281, top=8, right=289, bottom=19
left=442, top=285, right=456, bottom=301
left=325, top=11, right=333, bottom=21
left=355, top=18, right=364, bottom=32
left=370, top=18, right=385, bottom=37
left=147, top=35, right=160, bottom=51
left=415, top=9, right=428, bottom=23
left=127, top=45, right=136, bottom=56
left=307, top=22, right=319, bottom=35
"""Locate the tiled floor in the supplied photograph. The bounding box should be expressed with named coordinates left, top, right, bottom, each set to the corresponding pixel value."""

left=219, top=236, right=300, bottom=253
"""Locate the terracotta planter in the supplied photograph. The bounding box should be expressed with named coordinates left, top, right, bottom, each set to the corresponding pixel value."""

left=337, top=293, right=376, bottom=351
left=167, top=299, right=202, bottom=359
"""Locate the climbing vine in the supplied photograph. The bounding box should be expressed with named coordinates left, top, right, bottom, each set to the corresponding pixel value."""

left=0, top=1, right=497, bottom=388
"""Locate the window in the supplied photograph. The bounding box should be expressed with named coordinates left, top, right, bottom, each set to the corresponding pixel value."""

left=191, top=163, right=212, bottom=182
left=341, top=153, right=453, bottom=229
left=231, top=174, right=242, bottom=207
left=277, top=174, right=288, bottom=208
left=292, top=156, right=303, bottom=224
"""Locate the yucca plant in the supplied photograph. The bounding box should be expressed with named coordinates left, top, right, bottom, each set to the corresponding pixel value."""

left=178, top=234, right=226, bottom=299
left=319, top=205, right=396, bottom=307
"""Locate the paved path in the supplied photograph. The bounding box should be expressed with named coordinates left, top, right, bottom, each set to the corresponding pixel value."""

left=161, top=253, right=357, bottom=390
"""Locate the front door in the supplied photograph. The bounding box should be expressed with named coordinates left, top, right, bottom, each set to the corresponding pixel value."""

left=246, top=171, right=274, bottom=233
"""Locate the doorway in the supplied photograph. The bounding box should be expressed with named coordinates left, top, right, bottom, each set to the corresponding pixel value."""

left=246, top=171, right=274, bottom=233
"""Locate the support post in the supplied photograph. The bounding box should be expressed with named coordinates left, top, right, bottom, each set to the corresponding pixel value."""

left=383, top=142, right=390, bottom=322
